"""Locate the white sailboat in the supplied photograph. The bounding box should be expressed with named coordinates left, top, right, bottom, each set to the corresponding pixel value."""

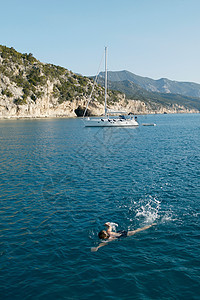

left=84, top=47, right=139, bottom=127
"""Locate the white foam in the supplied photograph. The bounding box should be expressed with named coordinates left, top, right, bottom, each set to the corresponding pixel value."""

left=134, top=195, right=161, bottom=224
left=160, top=212, right=176, bottom=223
left=119, top=195, right=175, bottom=227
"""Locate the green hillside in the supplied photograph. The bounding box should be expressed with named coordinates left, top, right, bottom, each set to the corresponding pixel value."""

left=1, top=45, right=200, bottom=117
left=96, top=76, right=200, bottom=111
left=99, top=70, right=200, bottom=98
left=111, top=80, right=200, bottom=111
left=0, top=45, right=119, bottom=107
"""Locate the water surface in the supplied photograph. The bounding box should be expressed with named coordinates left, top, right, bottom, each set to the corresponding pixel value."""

left=0, top=114, right=200, bottom=299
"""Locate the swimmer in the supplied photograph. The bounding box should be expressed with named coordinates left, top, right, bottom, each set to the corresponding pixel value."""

left=91, top=222, right=156, bottom=252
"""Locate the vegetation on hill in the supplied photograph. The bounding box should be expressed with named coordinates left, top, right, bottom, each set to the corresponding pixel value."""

left=0, top=45, right=199, bottom=116
left=113, top=80, right=200, bottom=111
left=100, top=70, right=200, bottom=98
left=0, top=45, right=120, bottom=106
left=95, top=76, right=200, bottom=111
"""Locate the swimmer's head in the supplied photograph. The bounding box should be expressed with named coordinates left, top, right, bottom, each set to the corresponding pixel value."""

left=98, top=230, right=109, bottom=240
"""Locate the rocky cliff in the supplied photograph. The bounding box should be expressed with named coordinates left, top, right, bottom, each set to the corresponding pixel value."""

left=0, top=45, right=198, bottom=119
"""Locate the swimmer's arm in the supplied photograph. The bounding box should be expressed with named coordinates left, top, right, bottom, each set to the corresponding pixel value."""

left=91, top=238, right=116, bottom=252
left=104, top=222, right=112, bottom=234
left=91, top=242, right=107, bottom=252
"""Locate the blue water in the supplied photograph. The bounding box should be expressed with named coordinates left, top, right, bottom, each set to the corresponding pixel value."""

left=0, top=114, right=200, bottom=300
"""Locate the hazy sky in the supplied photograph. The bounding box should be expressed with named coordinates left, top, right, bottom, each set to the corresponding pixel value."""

left=1, top=0, right=200, bottom=83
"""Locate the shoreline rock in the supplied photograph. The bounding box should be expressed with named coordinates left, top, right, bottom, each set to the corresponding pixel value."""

left=0, top=97, right=198, bottom=120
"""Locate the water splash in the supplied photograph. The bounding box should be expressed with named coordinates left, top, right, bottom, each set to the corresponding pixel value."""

left=119, top=194, right=176, bottom=229
left=129, top=195, right=161, bottom=225
left=109, top=222, right=118, bottom=231
left=160, top=209, right=176, bottom=223
left=136, top=196, right=160, bottom=224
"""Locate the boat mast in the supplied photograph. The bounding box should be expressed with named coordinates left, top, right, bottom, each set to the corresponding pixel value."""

left=104, top=46, right=107, bottom=116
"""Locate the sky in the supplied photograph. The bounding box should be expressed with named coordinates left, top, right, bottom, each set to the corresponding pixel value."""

left=1, top=0, right=200, bottom=83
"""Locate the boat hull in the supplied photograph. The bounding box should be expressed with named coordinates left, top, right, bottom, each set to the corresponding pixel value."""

left=84, top=118, right=139, bottom=127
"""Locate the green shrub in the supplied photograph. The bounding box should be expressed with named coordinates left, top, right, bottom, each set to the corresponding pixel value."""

left=43, top=64, right=66, bottom=78
left=2, top=89, right=13, bottom=97
left=35, top=90, right=44, bottom=98
left=23, top=86, right=30, bottom=95
left=27, top=68, right=46, bottom=86
left=22, top=53, right=37, bottom=64
left=77, top=76, right=88, bottom=86
left=14, top=97, right=27, bottom=105
left=68, top=77, right=77, bottom=84
left=14, top=74, right=26, bottom=87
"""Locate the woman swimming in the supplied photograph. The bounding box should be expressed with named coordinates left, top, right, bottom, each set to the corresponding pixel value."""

left=91, top=222, right=156, bottom=252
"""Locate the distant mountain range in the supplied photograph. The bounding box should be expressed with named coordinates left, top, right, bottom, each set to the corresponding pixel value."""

left=99, top=70, right=200, bottom=97
left=96, top=70, right=200, bottom=111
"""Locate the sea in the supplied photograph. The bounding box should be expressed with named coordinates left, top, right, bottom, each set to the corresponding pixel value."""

left=0, top=113, right=200, bottom=300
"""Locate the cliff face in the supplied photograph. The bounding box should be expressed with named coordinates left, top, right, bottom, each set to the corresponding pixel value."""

left=0, top=79, right=91, bottom=118
left=0, top=45, right=198, bottom=119
left=0, top=45, right=105, bottom=118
